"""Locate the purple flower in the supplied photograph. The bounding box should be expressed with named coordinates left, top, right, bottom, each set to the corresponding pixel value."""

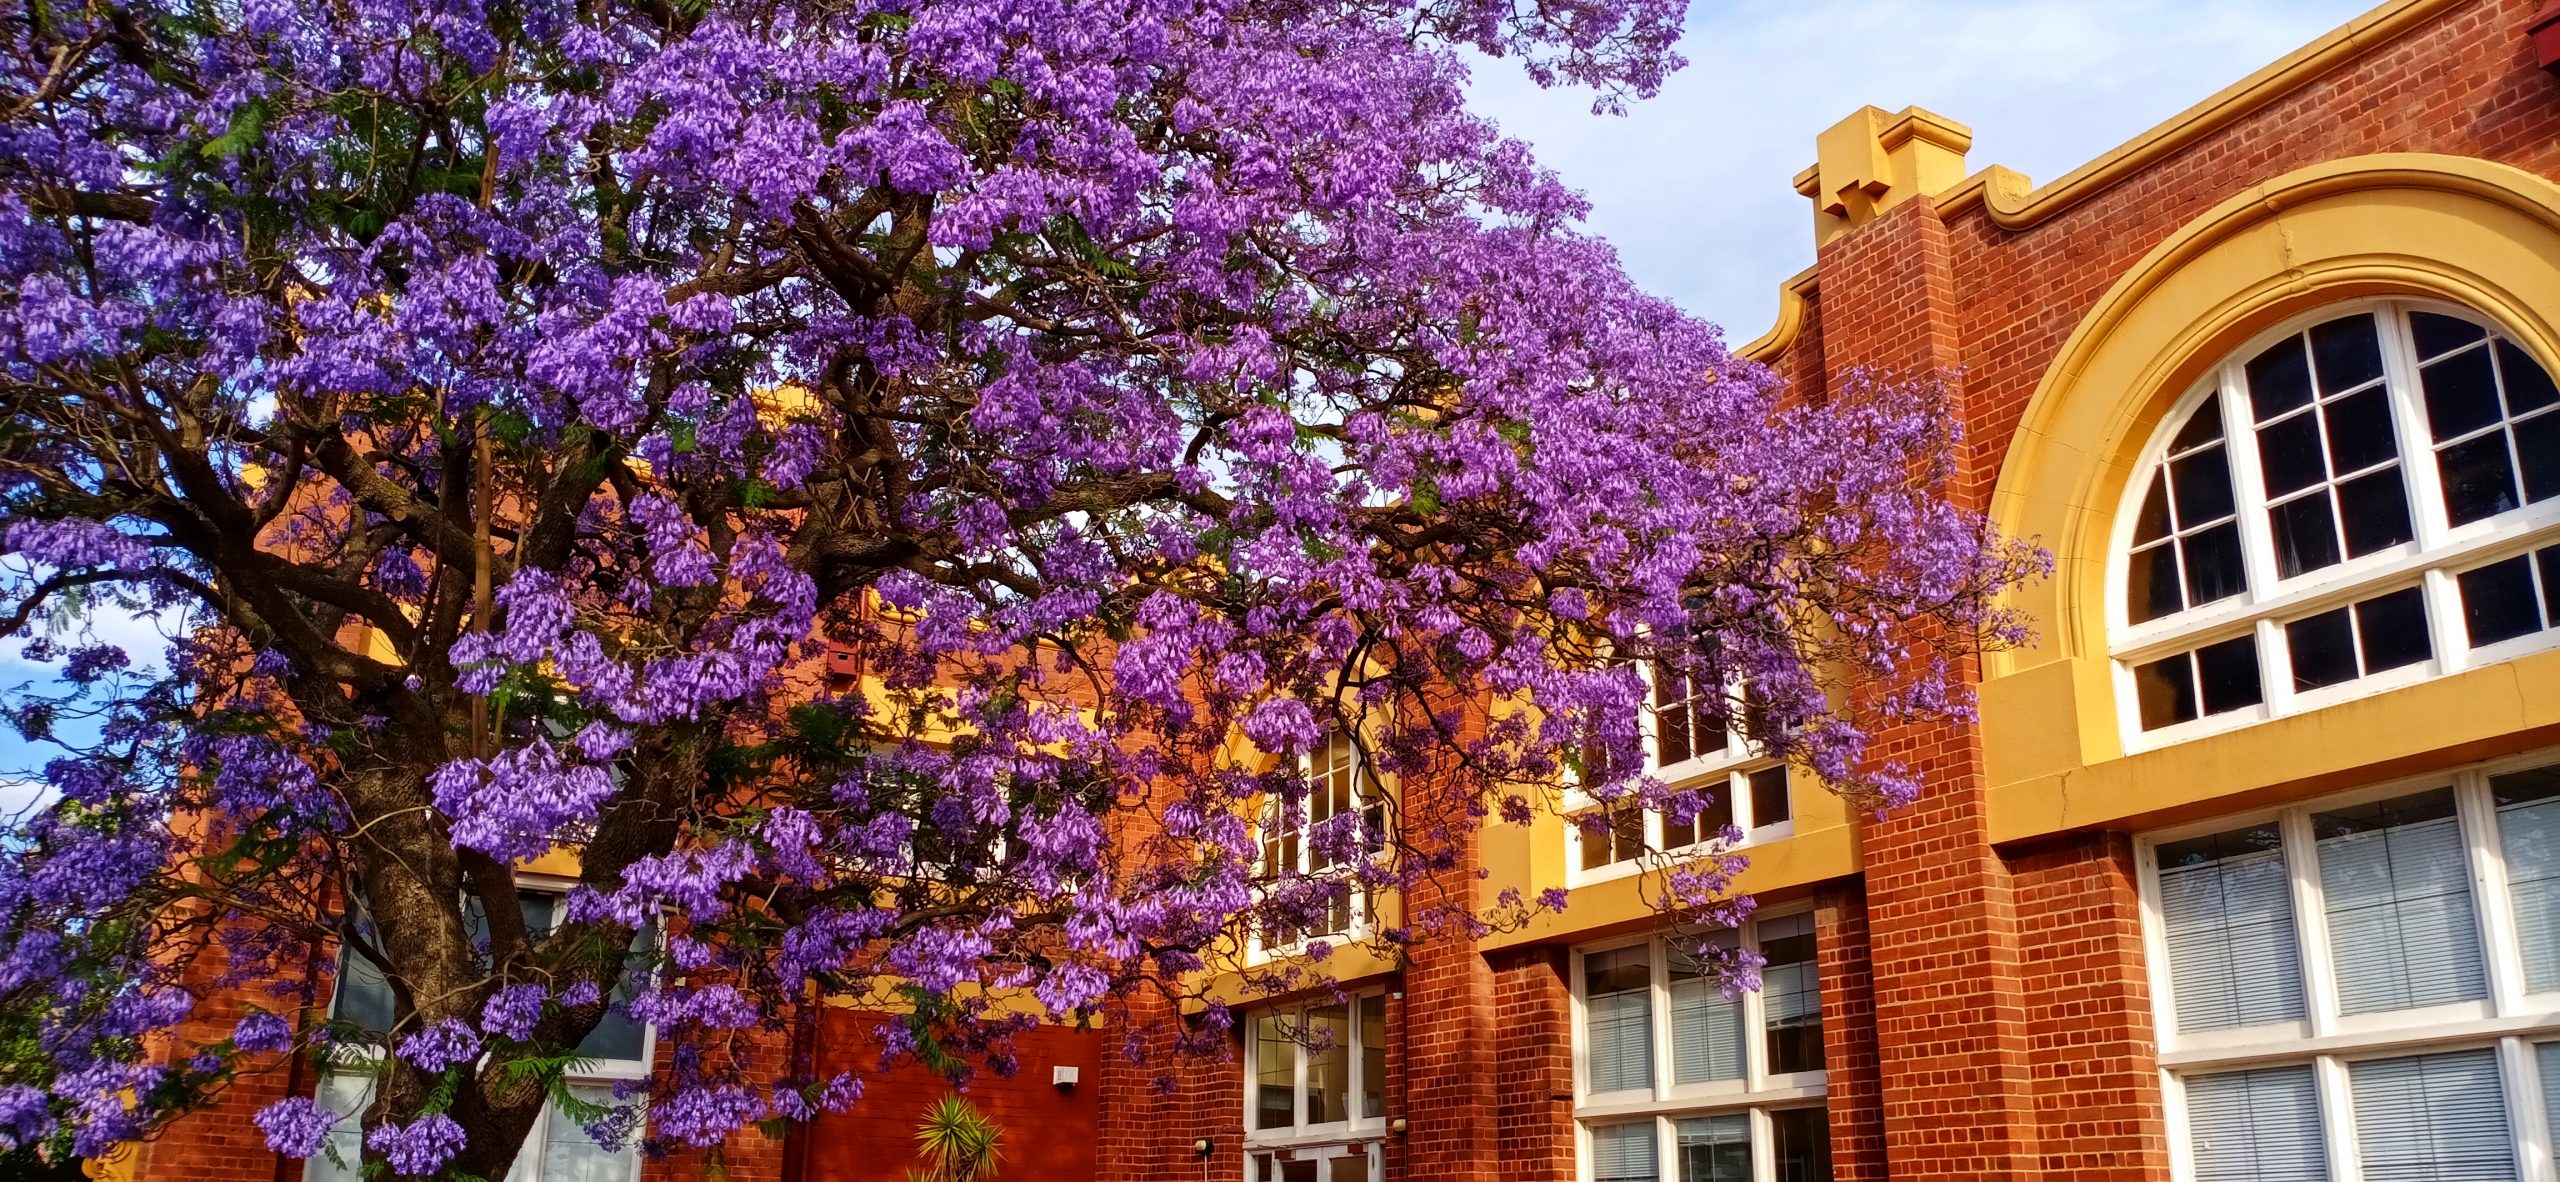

left=396, top=1019, right=481, bottom=1073
left=233, top=1012, right=293, bottom=1054
left=366, top=1113, right=465, bottom=1175
left=252, top=1097, right=337, bottom=1159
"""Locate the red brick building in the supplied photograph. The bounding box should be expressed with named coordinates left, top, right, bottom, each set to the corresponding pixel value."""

left=111, top=1, right=2560, bottom=1180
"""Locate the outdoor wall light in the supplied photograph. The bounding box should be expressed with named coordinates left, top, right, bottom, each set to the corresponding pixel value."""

left=1193, top=1138, right=1214, bottom=1157
left=1389, top=1118, right=1409, bottom=1135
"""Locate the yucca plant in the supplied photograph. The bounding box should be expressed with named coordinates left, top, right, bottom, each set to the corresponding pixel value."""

left=908, top=1094, right=1004, bottom=1182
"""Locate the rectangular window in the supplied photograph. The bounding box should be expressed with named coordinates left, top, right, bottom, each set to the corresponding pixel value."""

left=1250, top=1145, right=1379, bottom=1182
left=2181, top=1066, right=2325, bottom=1182
left=1575, top=917, right=1830, bottom=1182
left=1760, top=915, right=1822, bottom=1076
left=1585, top=946, right=1656, bottom=1095
left=2134, top=634, right=2264, bottom=731
left=2458, top=543, right=2560, bottom=650
left=1255, top=732, right=1385, bottom=953
left=1575, top=766, right=1792, bottom=877
left=2146, top=755, right=2560, bottom=1182
left=2312, top=788, right=2485, bottom=1014
left=1242, top=991, right=1389, bottom=1143
left=1651, top=661, right=1731, bottom=769
left=2347, top=1049, right=2513, bottom=1181
left=2284, top=586, right=2433, bottom=694
left=309, top=883, right=650, bottom=1182
left=2155, top=825, right=2306, bottom=1032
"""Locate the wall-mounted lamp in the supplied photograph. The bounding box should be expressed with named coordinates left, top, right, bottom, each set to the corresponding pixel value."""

left=1051, top=1065, right=1079, bottom=1090
left=1192, top=1138, right=1215, bottom=1157
left=1389, top=1118, right=1409, bottom=1135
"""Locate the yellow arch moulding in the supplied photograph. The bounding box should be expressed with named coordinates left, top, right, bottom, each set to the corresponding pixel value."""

left=1737, top=0, right=2460, bottom=364
left=1991, top=152, right=2560, bottom=679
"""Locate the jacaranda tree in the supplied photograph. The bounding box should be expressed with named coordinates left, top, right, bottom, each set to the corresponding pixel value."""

left=0, top=0, right=2042, bottom=1176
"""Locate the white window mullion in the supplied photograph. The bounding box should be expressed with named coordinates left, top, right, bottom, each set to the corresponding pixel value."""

left=2220, top=371, right=2283, bottom=603
left=1751, top=1104, right=1776, bottom=1182
left=2135, top=838, right=2183, bottom=1052
left=2257, top=616, right=2296, bottom=719
left=2379, top=303, right=2456, bottom=552
left=1295, top=1003, right=1310, bottom=1130
left=1650, top=938, right=1674, bottom=1105
left=1742, top=922, right=1769, bottom=1093
left=2283, top=808, right=2342, bottom=1036
left=2317, top=1054, right=2357, bottom=1182
left=1655, top=1113, right=1677, bottom=1182
left=2466, top=770, right=2531, bottom=1017
left=2505, top=1036, right=2552, bottom=1182
left=2429, top=566, right=2474, bottom=676
left=2162, top=1069, right=2196, bottom=1182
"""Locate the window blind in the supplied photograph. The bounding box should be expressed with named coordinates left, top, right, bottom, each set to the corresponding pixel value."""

left=2539, top=1043, right=2560, bottom=1164
left=1590, top=1122, right=1658, bottom=1182
left=2181, top=1065, right=2326, bottom=1182
left=1586, top=948, right=1655, bottom=1094
left=2314, top=790, right=2487, bottom=1014
left=1673, top=1114, right=1749, bottom=1182
left=2155, top=826, right=2306, bottom=1031
left=2496, top=765, right=2560, bottom=993
left=2349, top=1048, right=2514, bottom=1182
left=1669, top=948, right=1745, bottom=1086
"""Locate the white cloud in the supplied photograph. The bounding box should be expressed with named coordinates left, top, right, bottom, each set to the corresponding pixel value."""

left=1464, top=0, right=2378, bottom=334
left=0, top=777, right=55, bottom=819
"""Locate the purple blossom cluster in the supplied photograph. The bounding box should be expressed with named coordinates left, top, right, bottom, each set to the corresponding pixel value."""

left=0, top=0, right=2042, bottom=1171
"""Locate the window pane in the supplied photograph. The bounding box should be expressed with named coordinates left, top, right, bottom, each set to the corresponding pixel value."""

left=2172, top=399, right=2227, bottom=450
left=2247, top=337, right=2316, bottom=420
left=2422, top=345, right=2504, bottom=440
left=2181, top=1065, right=2326, bottom=1182
left=2438, top=432, right=2522, bottom=525
left=2269, top=494, right=2342, bottom=578
left=332, top=946, right=397, bottom=1038
left=2500, top=340, right=2560, bottom=412
left=2353, top=587, right=2432, bottom=675
left=1331, top=1148, right=1373, bottom=1182
left=2314, top=789, right=2487, bottom=1014
left=2172, top=449, right=2237, bottom=523
left=2497, top=765, right=2560, bottom=994
left=2128, top=544, right=2182, bottom=624
left=2256, top=413, right=2326, bottom=497
left=2460, top=554, right=2544, bottom=648
left=2336, top=468, right=2414, bottom=557
left=2154, top=825, right=2305, bottom=1031
left=1669, top=938, right=1744, bottom=1085
left=2134, top=654, right=2199, bottom=731
left=2286, top=607, right=2358, bottom=692
left=1307, top=1003, right=1349, bottom=1124
left=1585, top=948, right=1654, bottom=1094
left=542, top=1086, right=637, bottom=1182
left=1358, top=994, right=1387, bottom=1119
left=2323, top=387, right=2397, bottom=474
left=1590, top=1122, right=1657, bottom=1182
left=2516, top=411, right=2560, bottom=505
left=1770, top=1107, right=1832, bottom=1182
left=2195, top=635, right=2264, bottom=717
left=2348, top=1049, right=2514, bottom=1182
left=1674, top=1114, right=1748, bottom=1182
left=1748, top=767, right=1790, bottom=829
left=301, top=1072, right=374, bottom=1182
left=2182, top=523, right=2247, bottom=608
left=1761, top=913, right=1823, bottom=1076
left=2543, top=548, right=2560, bottom=628
left=1581, top=814, right=1620, bottom=872
left=2134, top=476, right=2174, bottom=544
left=2310, top=314, right=2385, bottom=394
left=576, top=915, right=655, bottom=1064
left=1253, top=1013, right=1294, bottom=1130
left=2410, top=310, right=2488, bottom=360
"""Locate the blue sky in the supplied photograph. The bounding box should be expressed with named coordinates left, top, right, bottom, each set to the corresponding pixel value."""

left=1465, top=0, right=2380, bottom=336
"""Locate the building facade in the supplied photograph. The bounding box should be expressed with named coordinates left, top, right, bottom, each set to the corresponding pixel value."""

left=109, top=2, right=2560, bottom=1181
left=1098, top=1, right=2560, bottom=1180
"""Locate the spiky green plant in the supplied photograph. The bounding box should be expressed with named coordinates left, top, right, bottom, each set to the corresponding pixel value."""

left=908, top=1094, right=1004, bottom=1182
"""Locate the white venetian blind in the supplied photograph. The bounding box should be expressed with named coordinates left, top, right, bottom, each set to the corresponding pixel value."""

left=2349, top=1048, right=2514, bottom=1181
left=2181, top=1065, right=2326, bottom=1182
left=2494, top=765, right=2560, bottom=993
left=1669, top=940, right=1745, bottom=1086
left=2313, top=789, right=2487, bottom=1015
left=2154, top=825, right=2306, bottom=1031
left=2539, top=1043, right=2560, bottom=1158
left=1590, top=1121, right=1658, bottom=1182
left=1585, top=947, right=1655, bottom=1095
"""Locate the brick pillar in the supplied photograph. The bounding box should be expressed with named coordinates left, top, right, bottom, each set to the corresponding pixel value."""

left=1814, top=190, right=2042, bottom=1180
left=2011, top=833, right=2171, bottom=1181
left=1399, top=929, right=1500, bottom=1178
left=1490, top=947, right=1575, bottom=1182
left=1813, top=885, right=1886, bottom=1182
left=1095, top=991, right=1243, bottom=1182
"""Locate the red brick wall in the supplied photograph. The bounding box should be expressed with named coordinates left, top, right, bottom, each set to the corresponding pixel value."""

left=793, top=1009, right=1099, bottom=1182
left=2008, top=833, right=2169, bottom=1180
left=1812, top=886, right=1885, bottom=1182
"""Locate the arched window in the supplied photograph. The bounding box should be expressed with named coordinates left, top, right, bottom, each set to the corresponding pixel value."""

left=2111, top=299, right=2560, bottom=743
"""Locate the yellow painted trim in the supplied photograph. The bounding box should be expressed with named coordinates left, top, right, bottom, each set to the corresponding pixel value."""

left=1738, top=266, right=1820, bottom=364
left=1935, top=0, right=2460, bottom=230
left=1980, top=151, right=2560, bottom=820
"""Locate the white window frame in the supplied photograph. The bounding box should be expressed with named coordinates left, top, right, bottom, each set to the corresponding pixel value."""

left=1568, top=909, right=1829, bottom=1182
left=1567, top=764, right=1797, bottom=888
left=1249, top=734, right=1387, bottom=962
left=2140, top=745, right=2560, bottom=1180
left=305, top=873, right=655, bottom=1182
left=1240, top=989, right=1390, bottom=1177
left=2108, top=298, right=2560, bottom=752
